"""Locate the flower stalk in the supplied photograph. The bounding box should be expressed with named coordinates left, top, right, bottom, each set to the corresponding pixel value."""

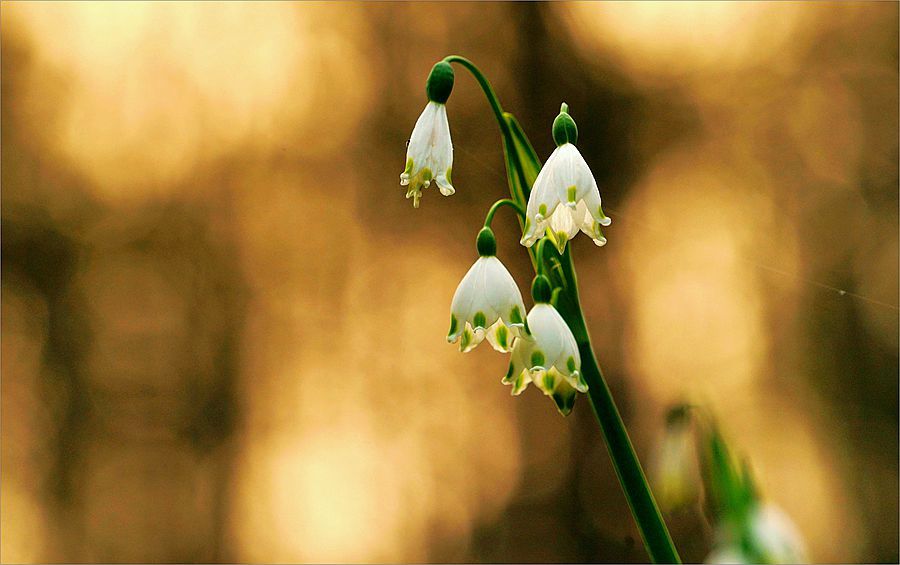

left=484, top=199, right=526, bottom=228
left=443, top=56, right=681, bottom=563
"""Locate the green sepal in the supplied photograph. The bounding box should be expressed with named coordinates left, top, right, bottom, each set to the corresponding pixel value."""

left=531, top=274, right=552, bottom=303
left=426, top=61, right=454, bottom=104
left=552, top=102, right=578, bottom=147
left=476, top=227, right=497, bottom=256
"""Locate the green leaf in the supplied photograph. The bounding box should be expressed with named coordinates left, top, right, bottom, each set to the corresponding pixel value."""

left=505, top=113, right=542, bottom=187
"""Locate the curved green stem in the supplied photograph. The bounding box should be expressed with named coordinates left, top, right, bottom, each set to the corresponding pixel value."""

left=443, top=55, right=509, bottom=137
left=484, top=199, right=525, bottom=228
left=443, top=56, right=533, bottom=206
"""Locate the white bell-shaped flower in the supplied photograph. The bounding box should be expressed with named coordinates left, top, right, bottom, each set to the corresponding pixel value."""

left=503, top=276, right=587, bottom=415
left=520, top=105, right=610, bottom=254
left=654, top=411, right=700, bottom=512
left=447, top=229, right=527, bottom=352
left=747, top=504, right=809, bottom=564
left=704, top=546, right=750, bottom=564
left=400, top=101, right=454, bottom=208
left=706, top=504, right=809, bottom=564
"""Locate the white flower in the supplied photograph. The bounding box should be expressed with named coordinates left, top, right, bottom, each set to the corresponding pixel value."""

left=706, top=504, right=809, bottom=564
left=447, top=255, right=526, bottom=353
left=704, top=547, right=750, bottom=564
left=521, top=142, right=611, bottom=254
left=748, top=504, right=809, bottom=564
left=503, top=302, right=587, bottom=415
left=654, top=417, right=699, bottom=511
left=400, top=101, right=454, bottom=208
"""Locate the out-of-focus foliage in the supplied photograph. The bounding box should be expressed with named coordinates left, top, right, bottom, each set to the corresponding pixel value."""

left=2, top=2, right=897, bottom=563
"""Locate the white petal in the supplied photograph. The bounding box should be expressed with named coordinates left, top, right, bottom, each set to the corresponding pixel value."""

left=485, top=320, right=515, bottom=352
left=573, top=199, right=607, bottom=247
left=750, top=504, right=809, bottom=563
left=528, top=304, right=582, bottom=382
left=406, top=102, right=439, bottom=164
left=504, top=336, right=535, bottom=394
left=522, top=148, right=564, bottom=247
left=429, top=103, right=453, bottom=175
left=705, top=547, right=750, bottom=565
left=435, top=173, right=455, bottom=196
left=481, top=256, right=526, bottom=326
left=525, top=304, right=566, bottom=367
left=458, top=322, right=486, bottom=353
left=566, top=144, right=599, bottom=203
left=401, top=102, right=454, bottom=206
left=448, top=258, right=487, bottom=340
left=546, top=205, right=579, bottom=254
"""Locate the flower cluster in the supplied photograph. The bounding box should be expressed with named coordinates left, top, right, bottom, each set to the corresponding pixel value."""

left=447, top=230, right=586, bottom=415
left=401, top=62, right=612, bottom=416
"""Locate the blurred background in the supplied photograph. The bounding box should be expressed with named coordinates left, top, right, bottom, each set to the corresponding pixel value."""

left=2, top=2, right=897, bottom=563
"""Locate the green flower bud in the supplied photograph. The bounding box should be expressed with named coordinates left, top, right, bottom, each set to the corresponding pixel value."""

left=531, top=274, right=552, bottom=303
left=476, top=227, right=497, bottom=256
left=426, top=61, right=454, bottom=104
left=552, top=102, right=578, bottom=147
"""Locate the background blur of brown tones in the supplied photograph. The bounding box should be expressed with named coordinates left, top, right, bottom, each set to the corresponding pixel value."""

left=1, top=2, right=897, bottom=563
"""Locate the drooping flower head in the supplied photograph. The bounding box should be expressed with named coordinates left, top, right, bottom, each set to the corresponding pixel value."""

left=400, top=61, right=455, bottom=208
left=503, top=274, right=587, bottom=415
left=706, top=504, right=809, bottom=564
left=745, top=504, right=809, bottom=564
left=521, top=103, right=611, bottom=253
left=654, top=405, right=701, bottom=511
left=448, top=228, right=527, bottom=352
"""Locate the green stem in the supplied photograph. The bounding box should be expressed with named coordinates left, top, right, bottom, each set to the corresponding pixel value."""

left=555, top=256, right=681, bottom=564
left=443, top=55, right=509, bottom=137
left=443, top=56, right=533, bottom=205
left=484, top=199, right=525, bottom=228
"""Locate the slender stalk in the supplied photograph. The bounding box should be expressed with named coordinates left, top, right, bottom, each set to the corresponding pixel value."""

left=443, top=55, right=509, bottom=137
left=484, top=199, right=525, bottom=228
left=556, top=256, right=681, bottom=564
left=443, top=56, right=533, bottom=205
left=446, top=56, right=680, bottom=563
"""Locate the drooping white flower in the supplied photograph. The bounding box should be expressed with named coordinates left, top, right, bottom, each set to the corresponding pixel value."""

left=400, top=101, right=454, bottom=208
left=747, top=504, right=809, bottom=564
left=400, top=61, right=456, bottom=208
left=520, top=105, right=610, bottom=254
left=653, top=411, right=700, bottom=511
left=448, top=229, right=527, bottom=352
left=706, top=504, right=809, bottom=564
left=704, top=546, right=750, bottom=564
left=503, top=283, right=587, bottom=415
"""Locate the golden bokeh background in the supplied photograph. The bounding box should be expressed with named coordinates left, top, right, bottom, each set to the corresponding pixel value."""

left=2, top=2, right=897, bottom=563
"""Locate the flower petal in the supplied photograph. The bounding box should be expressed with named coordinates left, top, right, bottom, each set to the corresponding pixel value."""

left=458, top=322, right=486, bottom=353
left=550, top=378, right=578, bottom=416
